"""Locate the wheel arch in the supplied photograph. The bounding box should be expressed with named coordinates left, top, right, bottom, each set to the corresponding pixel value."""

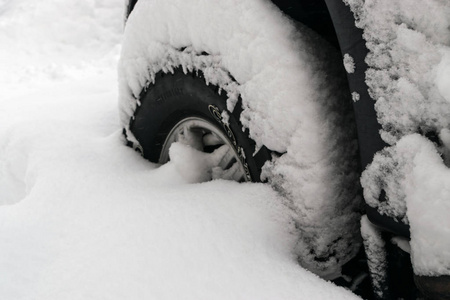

left=125, top=0, right=385, bottom=171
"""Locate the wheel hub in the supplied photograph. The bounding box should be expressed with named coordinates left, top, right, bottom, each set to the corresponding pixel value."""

left=160, top=117, right=249, bottom=182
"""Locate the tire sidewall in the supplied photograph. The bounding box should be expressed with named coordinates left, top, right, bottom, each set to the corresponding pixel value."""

left=130, top=69, right=269, bottom=182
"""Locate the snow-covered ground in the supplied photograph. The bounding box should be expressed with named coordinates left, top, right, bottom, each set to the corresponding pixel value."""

left=0, top=0, right=360, bottom=299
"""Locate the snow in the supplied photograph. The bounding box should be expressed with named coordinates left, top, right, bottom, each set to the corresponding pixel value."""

left=119, top=0, right=361, bottom=278
left=436, top=50, right=450, bottom=103
left=361, top=144, right=409, bottom=224
left=168, top=142, right=244, bottom=183
left=361, top=216, right=387, bottom=299
left=344, top=0, right=450, bottom=145
left=343, top=53, right=355, bottom=74
left=345, top=0, right=450, bottom=276
left=0, top=0, right=361, bottom=298
left=400, top=135, right=450, bottom=276
left=0, top=0, right=123, bottom=85
left=362, top=134, right=450, bottom=276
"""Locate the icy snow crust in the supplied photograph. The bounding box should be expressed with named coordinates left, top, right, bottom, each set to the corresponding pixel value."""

left=0, top=0, right=362, bottom=298
left=344, top=0, right=450, bottom=275
left=119, top=0, right=361, bottom=278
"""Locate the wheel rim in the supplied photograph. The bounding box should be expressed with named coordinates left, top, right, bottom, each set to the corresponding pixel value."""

left=159, top=117, right=249, bottom=182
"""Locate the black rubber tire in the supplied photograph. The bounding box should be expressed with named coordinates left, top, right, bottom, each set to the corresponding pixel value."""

left=129, top=68, right=271, bottom=182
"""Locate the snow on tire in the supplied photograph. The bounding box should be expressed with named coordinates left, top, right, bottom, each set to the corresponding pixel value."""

left=118, top=0, right=361, bottom=278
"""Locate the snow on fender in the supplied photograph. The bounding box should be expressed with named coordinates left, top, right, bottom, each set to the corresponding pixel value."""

left=118, top=0, right=361, bottom=278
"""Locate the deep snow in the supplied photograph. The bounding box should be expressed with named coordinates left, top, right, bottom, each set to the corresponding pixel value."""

left=0, top=0, right=360, bottom=299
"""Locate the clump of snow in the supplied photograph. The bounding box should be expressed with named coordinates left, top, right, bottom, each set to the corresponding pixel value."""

left=169, top=142, right=218, bottom=183
left=362, top=134, right=450, bottom=276
left=119, top=0, right=360, bottom=278
left=343, top=53, right=355, bottom=74
left=169, top=142, right=244, bottom=183
left=361, top=144, right=409, bottom=224
left=361, top=216, right=387, bottom=299
left=221, top=111, right=230, bottom=126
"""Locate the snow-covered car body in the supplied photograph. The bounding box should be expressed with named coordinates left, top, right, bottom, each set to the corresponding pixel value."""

left=121, top=0, right=450, bottom=298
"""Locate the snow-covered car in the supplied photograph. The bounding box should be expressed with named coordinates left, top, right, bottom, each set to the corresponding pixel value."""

left=119, top=0, right=450, bottom=298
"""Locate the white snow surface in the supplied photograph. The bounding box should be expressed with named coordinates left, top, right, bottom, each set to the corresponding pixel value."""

left=119, top=0, right=361, bottom=278
left=345, top=0, right=450, bottom=276
left=0, top=0, right=123, bottom=85
left=0, top=0, right=361, bottom=299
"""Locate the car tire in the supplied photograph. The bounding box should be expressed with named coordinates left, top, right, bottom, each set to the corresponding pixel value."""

left=129, top=68, right=271, bottom=182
